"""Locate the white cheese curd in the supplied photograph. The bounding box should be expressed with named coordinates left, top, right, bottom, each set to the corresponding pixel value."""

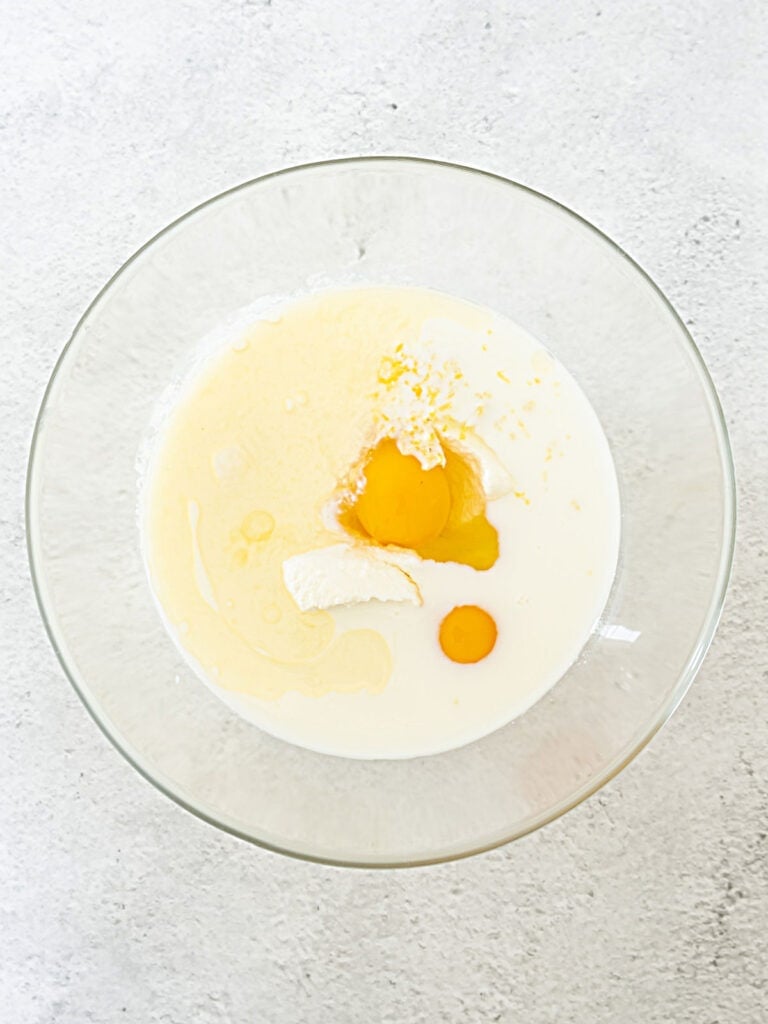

left=282, top=544, right=422, bottom=612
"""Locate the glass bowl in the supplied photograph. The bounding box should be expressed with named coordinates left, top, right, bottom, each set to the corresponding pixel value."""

left=27, top=158, right=735, bottom=867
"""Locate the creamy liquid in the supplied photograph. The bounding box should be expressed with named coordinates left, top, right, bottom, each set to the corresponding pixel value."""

left=143, top=287, right=620, bottom=758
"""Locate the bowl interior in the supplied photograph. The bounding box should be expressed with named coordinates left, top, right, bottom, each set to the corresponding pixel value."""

left=28, top=158, right=734, bottom=866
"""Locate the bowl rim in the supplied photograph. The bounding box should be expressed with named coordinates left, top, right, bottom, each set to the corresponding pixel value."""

left=26, top=155, right=737, bottom=868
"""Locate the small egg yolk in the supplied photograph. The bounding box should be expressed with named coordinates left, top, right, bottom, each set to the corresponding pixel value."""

left=439, top=605, right=497, bottom=664
left=355, top=439, right=451, bottom=548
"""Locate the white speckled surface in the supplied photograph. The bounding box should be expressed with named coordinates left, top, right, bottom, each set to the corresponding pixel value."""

left=2, top=2, right=767, bottom=1020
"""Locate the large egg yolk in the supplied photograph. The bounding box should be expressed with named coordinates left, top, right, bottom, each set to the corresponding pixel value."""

left=343, top=437, right=500, bottom=570
left=355, top=439, right=451, bottom=548
left=439, top=605, right=497, bottom=663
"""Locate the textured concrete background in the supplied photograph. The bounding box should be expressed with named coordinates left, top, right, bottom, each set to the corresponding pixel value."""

left=2, top=1, right=767, bottom=1021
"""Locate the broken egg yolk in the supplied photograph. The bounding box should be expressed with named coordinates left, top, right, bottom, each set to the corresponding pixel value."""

left=354, top=439, right=451, bottom=548
left=439, top=605, right=497, bottom=663
left=417, top=445, right=499, bottom=571
left=343, top=437, right=500, bottom=571
left=338, top=439, right=502, bottom=664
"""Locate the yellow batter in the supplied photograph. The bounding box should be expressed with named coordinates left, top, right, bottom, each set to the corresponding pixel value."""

left=145, top=288, right=489, bottom=699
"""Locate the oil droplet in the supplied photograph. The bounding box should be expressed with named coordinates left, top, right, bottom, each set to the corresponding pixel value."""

left=242, top=510, right=274, bottom=542
left=296, top=390, right=308, bottom=406
left=284, top=397, right=296, bottom=412
left=262, top=603, right=282, bottom=624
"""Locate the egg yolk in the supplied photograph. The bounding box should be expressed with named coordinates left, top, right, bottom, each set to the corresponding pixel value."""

left=343, top=438, right=500, bottom=570
left=355, top=439, right=451, bottom=548
left=416, top=445, right=499, bottom=571
left=439, top=605, right=497, bottom=663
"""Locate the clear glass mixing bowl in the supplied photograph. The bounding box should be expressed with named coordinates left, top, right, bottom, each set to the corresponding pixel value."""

left=27, top=158, right=735, bottom=866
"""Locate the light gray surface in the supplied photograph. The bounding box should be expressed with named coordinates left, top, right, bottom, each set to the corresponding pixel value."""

left=1, top=1, right=766, bottom=1020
